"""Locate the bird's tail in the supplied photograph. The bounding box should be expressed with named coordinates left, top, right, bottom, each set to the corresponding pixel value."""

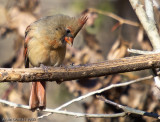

left=29, top=81, right=46, bottom=111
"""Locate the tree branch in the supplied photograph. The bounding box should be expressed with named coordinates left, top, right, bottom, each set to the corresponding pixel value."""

left=129, top=0, right=160, bottom=89
left=0, top=53, right=160, bottom=82
left=0, top=74, right=154, bottom=119
left=129, top=0, right=160, bottom=50
left=38, top=75, right=153, bottom=119
left=128, top=49, right=160, bottom=55
left=88, top=8, right=140, bottom=27
left=0, top=99, right=126, bottom=118
left=97, top=96, right=160, bottom=119
left=145, top=0, right=155, bottom=23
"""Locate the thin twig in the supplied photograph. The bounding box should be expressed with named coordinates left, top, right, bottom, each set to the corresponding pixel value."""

left=0, top=99, right=30, bottom=109
left=128, top=48, right=160, bottom=55
left=0, top=99, right=126, bottom=118
left=0, top=74, right=154, bottom=119
left=38, top=75, right=153, bottom=119
left=97, top=96, right=160, bottom=119
left=88, top=8, right=140, bottom=27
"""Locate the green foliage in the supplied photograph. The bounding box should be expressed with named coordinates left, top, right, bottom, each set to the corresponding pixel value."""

left=98, top=1, right=114, bottom=12
left=72, top=0, right=86, bottom=13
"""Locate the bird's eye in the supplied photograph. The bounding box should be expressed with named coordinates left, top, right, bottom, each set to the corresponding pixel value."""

left=66, top=29, right=71, bottom=33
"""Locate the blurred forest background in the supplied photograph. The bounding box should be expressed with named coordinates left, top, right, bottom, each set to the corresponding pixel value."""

left=0, top=0, right=160, bottom=122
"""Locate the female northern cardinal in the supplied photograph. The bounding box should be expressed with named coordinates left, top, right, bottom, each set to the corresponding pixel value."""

left=24, top=14, right=87, bottom=111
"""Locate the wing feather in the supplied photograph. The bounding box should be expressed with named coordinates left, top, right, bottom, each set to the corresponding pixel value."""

left=24, top=25, right=31, bottom=68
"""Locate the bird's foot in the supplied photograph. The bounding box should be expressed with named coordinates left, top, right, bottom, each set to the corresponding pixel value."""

left=70, top=63, right=74, bottom=66
left=60, top=64, right=65, bottom=67
left=40, top=64, right=50, bottom=73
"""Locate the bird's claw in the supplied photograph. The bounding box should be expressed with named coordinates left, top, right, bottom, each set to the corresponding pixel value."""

left=40, top=64, right=50, bottom=73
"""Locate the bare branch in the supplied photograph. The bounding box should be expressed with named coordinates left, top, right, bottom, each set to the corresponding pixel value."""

left=129, top=0, right=160, bottom=89
left=0, top=74, right=156, bottom=119
left=88, top=8, right=140, bottom=27
left=153, top=0, right=160, bottom=9
left=127, top=51, right=160, bottom=91
left=127, top=49, right=159, bottom=55
left=97, top=96, right=160, bottom=119
left=0, top=99, right=30, bottom=109
left=38, top=75, right=153, bottom=119
left=0, top=53, right=160, bottom=82
left=145, top=0, right=155, bottom=23
left=129, top=0, right=160, bottom=50
left=0, top=99, right=126, bottom=118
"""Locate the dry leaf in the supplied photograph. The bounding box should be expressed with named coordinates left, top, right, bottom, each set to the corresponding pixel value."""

left=137, top=27, right=144, bottom=43
left=107, top=37, right=130, bottom=60
left=8, top=7, right=36, bottom=36
left=0, top=5, right=8, bottom=26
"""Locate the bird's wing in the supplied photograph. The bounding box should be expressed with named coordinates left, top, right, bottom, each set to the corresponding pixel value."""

left=24, top=25, right=31, bottom=68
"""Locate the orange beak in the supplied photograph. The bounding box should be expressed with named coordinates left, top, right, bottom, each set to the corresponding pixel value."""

left=65, top=36, right=73, bottom=46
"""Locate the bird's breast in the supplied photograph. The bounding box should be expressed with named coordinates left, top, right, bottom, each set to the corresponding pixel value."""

left=49, top=46, right=66, bottom=66
left=28, top=39, right=66, bottom=67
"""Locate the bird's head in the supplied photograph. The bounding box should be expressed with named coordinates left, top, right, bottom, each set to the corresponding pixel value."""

left=64, top=15, right=88, bottom=46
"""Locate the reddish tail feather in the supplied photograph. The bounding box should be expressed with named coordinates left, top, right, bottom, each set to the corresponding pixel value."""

left=29, top=81, right=46, bottom=111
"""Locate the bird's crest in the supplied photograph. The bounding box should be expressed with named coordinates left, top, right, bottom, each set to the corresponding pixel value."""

left=78, top=15, right=88, bottom=26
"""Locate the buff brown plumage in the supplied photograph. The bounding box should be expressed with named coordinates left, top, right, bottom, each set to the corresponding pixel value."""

left=24, top=14, right=87, bottom=111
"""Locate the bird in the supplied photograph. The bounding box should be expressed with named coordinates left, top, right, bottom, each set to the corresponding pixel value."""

left=24, top=14, right=88, bottom=111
